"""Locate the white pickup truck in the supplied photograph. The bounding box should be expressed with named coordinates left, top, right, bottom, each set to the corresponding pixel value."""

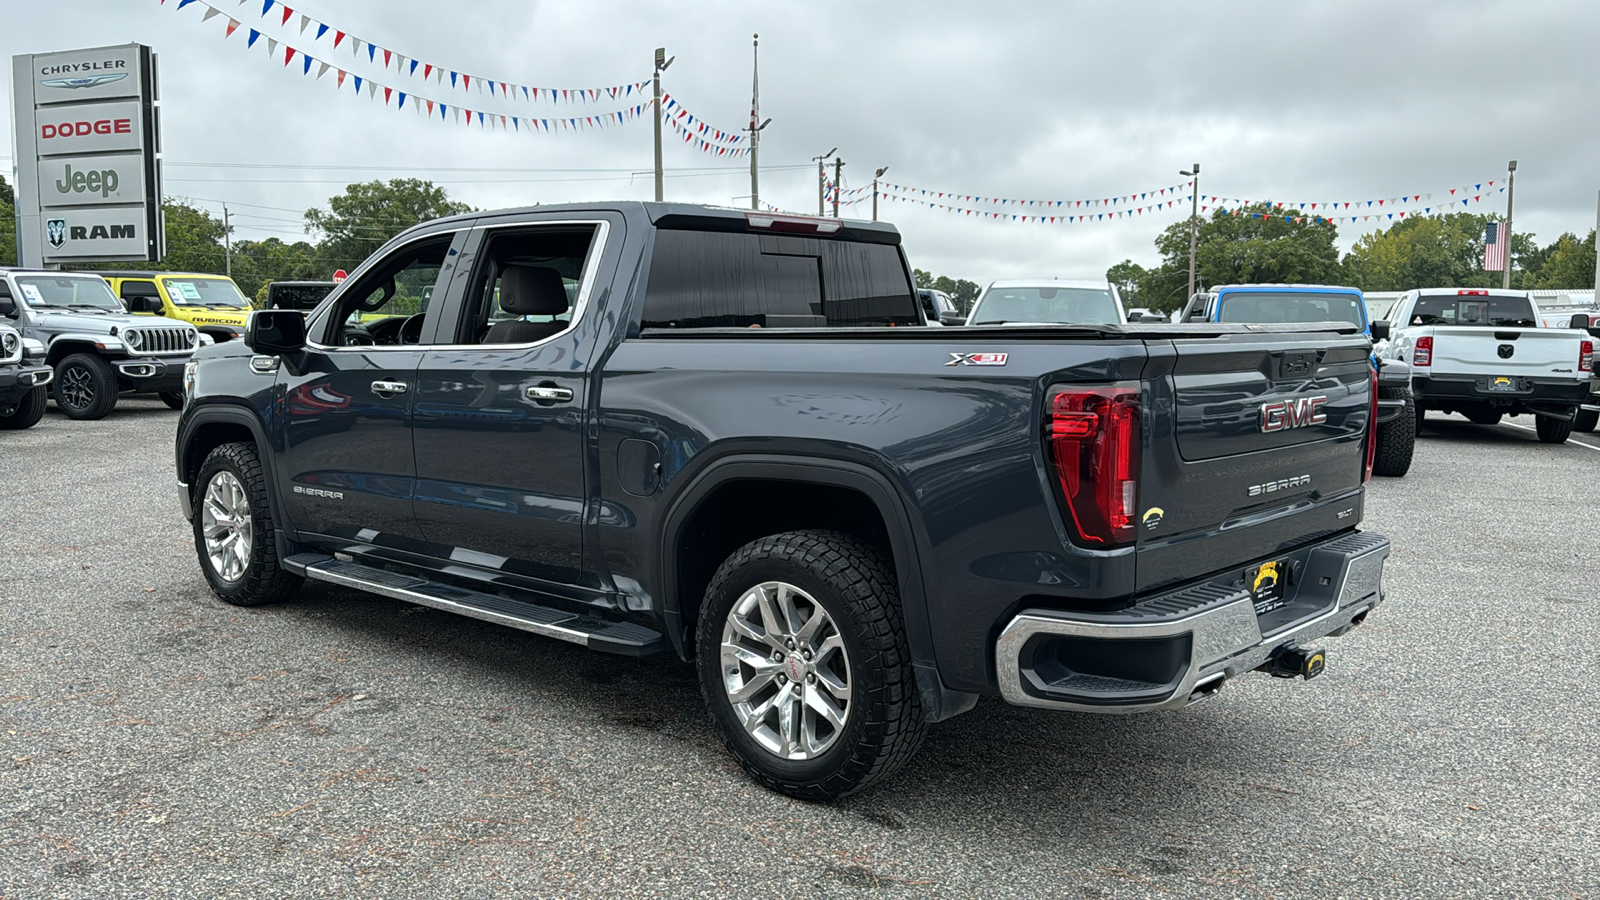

left=1538, top=307, right=1600, bottom=433
left=1376, top=288, right=1593, bottom=443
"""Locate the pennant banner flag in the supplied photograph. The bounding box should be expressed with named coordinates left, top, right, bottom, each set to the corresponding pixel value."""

left=865, top=189, right=1195, bottom=224
left=1201, top=181, right=1503, bottom=224
left=665, top=111, right=748, bottom=157
left=659, top=93, right=745, bottom=147
left=847, top=179, right=1195, bottom=212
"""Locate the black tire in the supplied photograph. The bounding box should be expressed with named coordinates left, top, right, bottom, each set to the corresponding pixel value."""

left=1573, top=408, right=1598, bottom=433
left=696, top=530, right=926, bottom=801
left=192, top=441, right=304, bottom=606
left=1466, top=410, right=1502, bottom=426
left=1372, top=387, right=1415, bottom=477
left=53, top=353, right=118, bottom=420
left=159, top=390, right=185, bottom=410
left=1535, top=415, right=1572, bottom=445
left=0, top=387, right=48, bottom=430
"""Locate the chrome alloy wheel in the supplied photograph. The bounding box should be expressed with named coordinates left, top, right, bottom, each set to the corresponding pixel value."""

left=720, top=581, right=852, bottom=760
left=201, top=471, right=253, bottom=583
left=57, top=363, right=95, bottom=410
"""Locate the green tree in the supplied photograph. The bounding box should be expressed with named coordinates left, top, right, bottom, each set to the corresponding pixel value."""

left=912, top=268, right=981, bottom=313
left=1106, top=259, right=1147, bottom=308
left=78, top=199, right=229, bottom=276
left=230, top=237, right=326, bottom=302
left=1136, top=203, right=1347, bottom=312
left=1530, top=230, right=1596, bottom=289
left=1342, top=212, right=1539, bottom=291
left=0, top=174, right=14, bottom=266
left=305, top=179, right=471, bottom=274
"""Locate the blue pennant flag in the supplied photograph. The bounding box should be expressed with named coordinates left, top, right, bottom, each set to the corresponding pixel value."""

left=302, top=55, right=312, bottom=75
left=367, top=44, right=376, bottom=63
left=261, top=0, right=273, bottom=17
left=409, top=60, right=418, bottom=75
left=177, top=0, right=198, bottom=9
left=450, top=71, right=458, bottom=88
left=315, top=23, right=328, bottom=40
left=352, top=75, right=362, bottom=92
left=397, top=92, right=406, bottom=109
left=247, top=29, right=261, bottom=48
left=439, top=103, right=447, bottom=120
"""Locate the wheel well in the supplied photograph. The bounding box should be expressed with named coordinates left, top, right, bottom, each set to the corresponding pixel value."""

left=182, top=421, right=257, bottom=487
left=674, top=479, right=893, bottom=630
left=45, top=341, right=101, bottom=366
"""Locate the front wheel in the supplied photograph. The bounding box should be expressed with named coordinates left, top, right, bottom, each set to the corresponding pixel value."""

left=53, top=353, right=118, bottom=420
left=0, top=387, right=48, bottom=430
left=1372, top=388, right=1415, bottom=477
left=1535, top=415, right=1573, bottom=445
left=192, top=442, right=304, bottom=606
left=696, top=530, right=926, bottom=801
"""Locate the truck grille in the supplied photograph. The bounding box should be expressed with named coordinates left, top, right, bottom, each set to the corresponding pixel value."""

left=128, top=327, right=197, bottom=356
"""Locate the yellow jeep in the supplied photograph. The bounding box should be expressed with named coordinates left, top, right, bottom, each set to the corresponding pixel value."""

left=100, top=271, right=254, bottom=343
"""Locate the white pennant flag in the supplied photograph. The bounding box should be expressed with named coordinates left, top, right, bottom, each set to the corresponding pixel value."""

left=366, top=80, right=378, bottom=99
left=201, top=6, right=222, bottom=22
left=352, top=38, right=362, bottom=58
left=266, top=37, right=278, bottom=56
left=396, top=54, right=407, bottom=73
left=299, top=14, right=311, bottom=34
left=317, top=61, right=330, bottom=79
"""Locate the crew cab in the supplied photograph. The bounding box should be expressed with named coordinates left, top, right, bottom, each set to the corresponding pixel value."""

left=1, top=268, right=200, bottom=419
left=176, top=203, right=1391, bottom=800
left=1377, top=288, right=1591, bottom=443
left=99, top=271, right=254, bottom=344
left=1179, top=283, right=1414, bottom=476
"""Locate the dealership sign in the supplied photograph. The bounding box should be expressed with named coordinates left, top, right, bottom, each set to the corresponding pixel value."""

left=11, top=44, right=161, bottom=265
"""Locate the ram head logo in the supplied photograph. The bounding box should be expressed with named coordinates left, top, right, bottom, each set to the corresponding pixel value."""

left=45, top=218, right=67, bottom=249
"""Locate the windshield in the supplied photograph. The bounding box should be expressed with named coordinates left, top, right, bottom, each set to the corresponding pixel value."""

left=1217, top=291, right=1365, bottom=327
left=1411, top=294, right=1537, bottom=327
left=14, top=275, right=122, bottom=310
left=164, top=277, right=251, bottom=308
left=970, top=286, right=1119, bottom=325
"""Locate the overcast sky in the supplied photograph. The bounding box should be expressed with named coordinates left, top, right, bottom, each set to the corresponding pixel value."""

left=6, top=0, right=1599, bottom=284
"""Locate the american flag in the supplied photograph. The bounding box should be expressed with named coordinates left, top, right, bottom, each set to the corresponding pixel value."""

left=1483, top=221, right=1508, bottom=271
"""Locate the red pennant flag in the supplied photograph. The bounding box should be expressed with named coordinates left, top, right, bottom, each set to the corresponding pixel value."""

left=336, top=69, right=346, bottom=86
left=426, top=99, right=434, bottom=115
left=462, top=74, right=470, bottom=90
left=281, top=5, right=292, bottom=25
left=225, top=19, right=240, bottom=37
left=423, top=63, right=432, bottom=79
left=383, top=49, right=392, bottom=67
left=333, top=31, right=345, bottom=48
left=283, top=46, right=295, bottom=65
left=383, top=87, right=392, bottom=103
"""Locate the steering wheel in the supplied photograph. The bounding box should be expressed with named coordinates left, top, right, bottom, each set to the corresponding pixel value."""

left=343, top=325, right=375, bottom=345
left=400, top=313, right=427, bottom=345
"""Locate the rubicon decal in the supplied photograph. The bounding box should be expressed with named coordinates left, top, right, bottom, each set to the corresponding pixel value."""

left=1259, top=395, right=1328, bottom=432
left=946, top=352, right=1008, bottom=367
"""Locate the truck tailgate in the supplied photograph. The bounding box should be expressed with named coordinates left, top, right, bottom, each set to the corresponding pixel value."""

left=1134, top=332, right=1373, bottom=593
left=1426, top=326, right=1586, bottom=378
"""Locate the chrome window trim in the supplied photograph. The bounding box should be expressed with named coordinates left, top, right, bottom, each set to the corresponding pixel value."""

left=304, top=219, right=610, bottom=354
left=304, top=227, right=471, bottom=352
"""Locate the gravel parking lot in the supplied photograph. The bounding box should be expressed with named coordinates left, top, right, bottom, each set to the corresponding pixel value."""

left=2, top=399, right=1596, bottom=899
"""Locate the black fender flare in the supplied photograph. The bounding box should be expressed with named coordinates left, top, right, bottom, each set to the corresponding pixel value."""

left=175, top=404, right=295, bottom=543
left=658, top=453, right=977, bottom=722
left=1377, top=356, right=1412, bottom=388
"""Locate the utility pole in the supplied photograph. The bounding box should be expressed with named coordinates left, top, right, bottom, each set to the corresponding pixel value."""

left=1503, top=159, right=1517, bottom=290
left=813, top=148, right=836, bottom=216
left=872, top=166, right=888, bottom=221
left=747, top=34, right=771, bottom=211
left=222, top=203, right=232, bottom=277
left=1180, top=163, right=1200, bottom=301
left=1593, top=189, right=1599, bottom=300
left=831, top=156, right=844, bottom=217
left=652, top=47, right=673, bottom=202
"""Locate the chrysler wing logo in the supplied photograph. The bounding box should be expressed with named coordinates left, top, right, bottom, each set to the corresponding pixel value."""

left=40, top=73, right=128, bottom=89
left=1259, top=395, right=1328, bottom=432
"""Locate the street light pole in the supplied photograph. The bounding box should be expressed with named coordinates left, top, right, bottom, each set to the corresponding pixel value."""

left=813, top=148, right=836, bottom=217
left=746, top=35, right=771, bottom=211
left=222, top=203, right=231, bottom=277
left=872, top=166, right=888, bottom=221
left=1503, top=159, right=1517, bottom=290
left=1180, top=163, right=1200, bottom=301
left=832, top=157, right=844, bottom=217
left=652, top=47, right=673, bottom=202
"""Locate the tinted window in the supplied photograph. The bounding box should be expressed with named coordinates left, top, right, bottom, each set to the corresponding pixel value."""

left=1410, top=295, right=1537, bottom=327
left=970, top=286, right=1119, bottom=325
left=643, top=230, right=917, bottom=328
left=119, top=280, right=160, bottom=299
left=269, top=283, right=335, bottom=310
left=1217, top=291, right=1365, bottom=327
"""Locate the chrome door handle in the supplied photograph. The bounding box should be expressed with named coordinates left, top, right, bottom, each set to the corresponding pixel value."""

left=525, top=385, right=574, bottom=403
left=371, top=380, right=409, bottom=396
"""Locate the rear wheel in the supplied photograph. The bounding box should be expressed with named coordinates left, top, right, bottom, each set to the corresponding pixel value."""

left=1535, top=415, right=1573, bottom=445
left=1466, top=410, right=1502, bottom=426
left=1372, top=387, right=1415, bottom=477
left=159, top=390, right=185, bottom=410
left=53, top=353, right=118, bottom=420
left=193, top=442, right=303, bottom=606
left=696, top=530, right=926, bottom=801
left=1573, top=408, right=1598, bottom=433
left=0, top=387, right=48, bottom=430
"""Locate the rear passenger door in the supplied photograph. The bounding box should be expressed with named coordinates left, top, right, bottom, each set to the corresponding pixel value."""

left=408, top=215, right=620, bottom=591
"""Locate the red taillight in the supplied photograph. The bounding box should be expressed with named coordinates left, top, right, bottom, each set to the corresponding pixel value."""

left=1413, top=335, right=1433, bottom=367
left=1457, top=289, right=1489, bottom=295
left=1364, top=367, right=1378, bottom=482
left=1046, top=384, right=1140, bottom=546
left=1581, top=340, right=1594, bottom=373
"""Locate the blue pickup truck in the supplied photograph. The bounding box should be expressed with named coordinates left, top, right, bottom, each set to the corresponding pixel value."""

left=1181, top=283, right=1415, bottom=477
left=176, top=205, right=1392, bottom=799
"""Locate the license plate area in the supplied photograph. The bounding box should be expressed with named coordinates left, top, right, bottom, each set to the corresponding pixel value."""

left=1246, top=560, right=1288, bottom=616
left=1483, top=375, right=1525, bottom=393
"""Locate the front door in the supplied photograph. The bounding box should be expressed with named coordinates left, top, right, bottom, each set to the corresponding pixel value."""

left=276, top=230, right=467, bottom=546
left=409, top=220, right=610, bottom=587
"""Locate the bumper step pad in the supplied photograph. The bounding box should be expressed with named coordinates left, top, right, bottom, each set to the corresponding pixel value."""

left=284, top=553, right=664, bottom=656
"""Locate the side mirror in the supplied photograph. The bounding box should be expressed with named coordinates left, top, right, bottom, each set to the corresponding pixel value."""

left=128, top=295, right=161, bottom=314
left=1370, top=320, right=1390, bottom=341
left=941, top=315, right=967, bottom=327
left=1571, top=314, right=1591, bottom=329
left=0, top=296, right=15, bottom=317
left=245, top=309, right=307, bottom=355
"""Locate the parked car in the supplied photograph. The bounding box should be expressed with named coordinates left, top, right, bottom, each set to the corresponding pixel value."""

left=1179, top=283, right=1414, bottom=476
left=0, top=323, right=53, bottom=430
left=1124, top=305, right=1158, bottom=322
left=0, top=268, right=200, bottom=418
left=1377, top=288, right=1591, bottom=443
left=916, top=288, right=957, bottom=325
left=966, top=279, right=1127, bottom=326
left=1537, top=308, right=1600, bottom=432
left=98, top=271, right=253, bottom=344
left=177, top=203, right=1389, bottom=801
left=266, top=280, right=337, bottom=312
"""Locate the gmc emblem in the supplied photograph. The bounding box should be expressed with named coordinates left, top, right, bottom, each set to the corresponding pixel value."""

left=1259, top=395, right=1328, bottom=433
